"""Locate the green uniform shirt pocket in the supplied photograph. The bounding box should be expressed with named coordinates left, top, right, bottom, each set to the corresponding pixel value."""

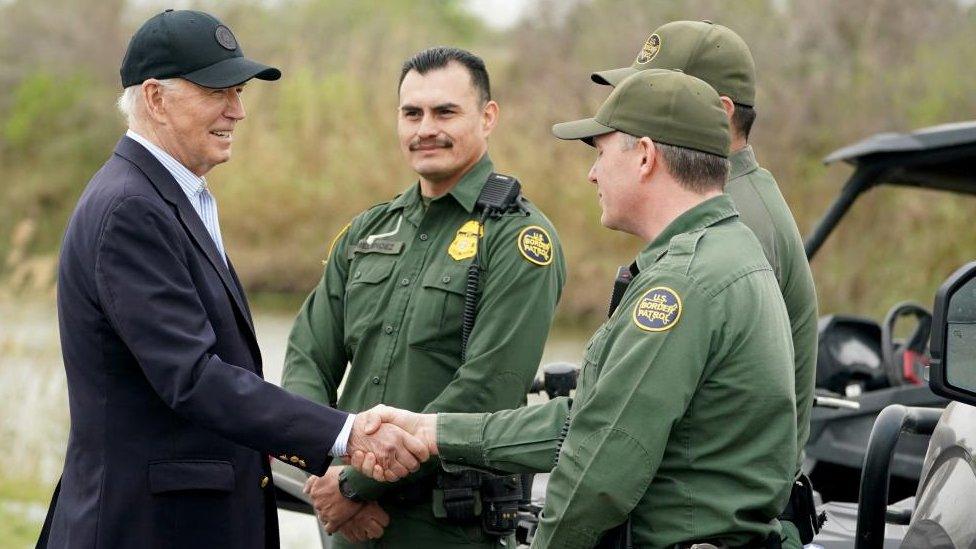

left=575, top=325, right=610, bottom=407
left=345, top=257, right=396, bottom=349
left=408, top=264, right=469, bottom=358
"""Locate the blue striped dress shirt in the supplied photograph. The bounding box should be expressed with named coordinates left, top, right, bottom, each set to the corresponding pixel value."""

left=126, top=130, right=227, bottom=265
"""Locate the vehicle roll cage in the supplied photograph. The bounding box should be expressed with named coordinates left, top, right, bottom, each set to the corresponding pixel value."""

left=805, top=121, right=976, bottom=259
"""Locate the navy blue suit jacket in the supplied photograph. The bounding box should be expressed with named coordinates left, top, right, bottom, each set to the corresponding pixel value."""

left=41, top=136, right=347, bottom=548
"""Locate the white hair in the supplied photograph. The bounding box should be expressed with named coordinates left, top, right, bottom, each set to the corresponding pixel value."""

left=116, top=78, right=179, bottom=127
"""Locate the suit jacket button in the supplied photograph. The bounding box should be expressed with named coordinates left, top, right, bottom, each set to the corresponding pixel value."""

left=261, top=476, right=269, bottom=488
left=299, top=459, right=307, bottom=468
left=290, top=456, right=299, bottom=463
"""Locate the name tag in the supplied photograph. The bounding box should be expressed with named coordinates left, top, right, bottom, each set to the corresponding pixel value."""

left=350, top=239, right=404, bottom=257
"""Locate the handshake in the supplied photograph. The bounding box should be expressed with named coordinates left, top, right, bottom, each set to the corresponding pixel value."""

left=304, top=406, right=439, bottom=541
left=343, top=404, right=440, bottom=481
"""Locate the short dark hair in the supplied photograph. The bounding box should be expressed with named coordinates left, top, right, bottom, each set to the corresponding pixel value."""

left=622, top=134, right=728, bottom=192
left=657, top=143, right=729, bottom=193
left=731, top=103, right=756, bottom=141
left=398, top=46, right=491, bottom=105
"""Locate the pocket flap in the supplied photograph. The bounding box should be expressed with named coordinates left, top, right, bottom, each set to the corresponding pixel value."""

left=421, top=265, right=469, bottom=295
left=350, top=259, right=396, bottom=285
left=148, top=460, right=235, bottom=494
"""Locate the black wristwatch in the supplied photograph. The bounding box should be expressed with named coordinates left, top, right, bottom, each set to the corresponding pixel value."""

left=338, top=474, right=365, bottom=503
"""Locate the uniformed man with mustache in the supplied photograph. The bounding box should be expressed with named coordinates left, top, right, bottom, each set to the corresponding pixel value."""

left=282, top=46, right=566, bottom=548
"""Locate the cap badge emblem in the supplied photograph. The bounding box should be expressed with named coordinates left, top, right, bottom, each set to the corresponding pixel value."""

left=215, top=25, right=238, bottom=50
left=635, top=34, right=661, bottom=64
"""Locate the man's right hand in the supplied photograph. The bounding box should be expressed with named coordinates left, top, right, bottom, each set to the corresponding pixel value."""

left=335, top=502, right=390, bottom=543
left=346, top=410, right=431, bottom=481
left=347, top=405, right=439, bottom=480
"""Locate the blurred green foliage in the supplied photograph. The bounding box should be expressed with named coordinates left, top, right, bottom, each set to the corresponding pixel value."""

left=3, top=0, right=976, bottom=329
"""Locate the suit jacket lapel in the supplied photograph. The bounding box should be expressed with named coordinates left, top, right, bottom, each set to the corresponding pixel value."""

left=113, top=136, right=258, bottom=343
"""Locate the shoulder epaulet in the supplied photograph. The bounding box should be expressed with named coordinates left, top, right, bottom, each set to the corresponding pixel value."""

left=657, top=229, right=706, bottom=275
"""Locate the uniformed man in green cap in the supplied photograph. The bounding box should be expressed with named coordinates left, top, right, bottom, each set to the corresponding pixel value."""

left=352, top=69, right=797, bottom=548
left=281, top=46, right=566, bottom=547
left=591, top=21, right=819, bottom=547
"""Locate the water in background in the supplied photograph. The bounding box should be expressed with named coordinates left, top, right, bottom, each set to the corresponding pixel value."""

left=0, top=297, right=585, bottom=548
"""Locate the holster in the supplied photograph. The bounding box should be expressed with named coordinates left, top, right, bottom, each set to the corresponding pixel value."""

left=778, top=473, right=826, bottom=544
left=432, top=470, right=525, bottom=537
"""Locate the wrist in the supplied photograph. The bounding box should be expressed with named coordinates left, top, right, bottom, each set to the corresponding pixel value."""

left=338, top=472, right=366, bottom=503
left=419, top=414, right=439, bottom=456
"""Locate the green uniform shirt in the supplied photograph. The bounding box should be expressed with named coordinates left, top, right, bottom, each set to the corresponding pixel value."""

left=282, top=155, right=566, bottom=545
left=437, top=195, right=797, bottom=548
left=727, top=146, right=818, bottom=474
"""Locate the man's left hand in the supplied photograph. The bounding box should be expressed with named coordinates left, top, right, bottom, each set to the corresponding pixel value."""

left=304, top=466, right=362, bottom=531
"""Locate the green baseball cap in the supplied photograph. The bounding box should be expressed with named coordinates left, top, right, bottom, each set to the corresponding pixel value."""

left=590, top=20, right=756, bottom=107
left=552, top=69, right=730, bottom=157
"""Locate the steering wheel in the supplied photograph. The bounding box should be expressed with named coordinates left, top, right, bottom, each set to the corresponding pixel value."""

left=880, top=301, right=932, bottom=386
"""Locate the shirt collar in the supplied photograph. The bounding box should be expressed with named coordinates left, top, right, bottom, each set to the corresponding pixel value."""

left=387, top=153, right=494, bottom=214
left=125, top=129, right=208, bottom=197
left=636, top=193, right=739, bottom=271
left=729, top=145, right=759, bottom=180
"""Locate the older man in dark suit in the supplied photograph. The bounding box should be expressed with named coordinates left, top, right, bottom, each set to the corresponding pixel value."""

left=38, top=10, right=428, bottom=548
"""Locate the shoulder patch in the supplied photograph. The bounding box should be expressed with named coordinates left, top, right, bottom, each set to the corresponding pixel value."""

left=517, top=226, right=553, bottom=266
left=449, top=220, right=483, bottom=261
left=632, top=287, right=682, bottom=332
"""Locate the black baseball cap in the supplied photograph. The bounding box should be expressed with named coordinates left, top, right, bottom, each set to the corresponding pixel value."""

left=120, top=9, right=280, bottom=89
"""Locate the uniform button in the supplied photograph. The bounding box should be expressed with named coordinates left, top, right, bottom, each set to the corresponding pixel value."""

left=371, top=376, right=381, bottom=385
left=261, top=476, right=269, bottom=488
left=419, top=233, right=429, bottom=241
left=384, top=325, right=394, bottom=334
left=442, top=276, right=451, bottom=284
left=279, top=454, right=288, bottom=461
left=298, top=459, right=307, bottom=468
left=354, top=271, right=362, bottom=278
left=290, top=456, right=299, bottom=463
left=400, top=278, right=410, bottom=286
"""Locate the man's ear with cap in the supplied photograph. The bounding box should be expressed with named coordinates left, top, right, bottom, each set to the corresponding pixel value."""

left=142, top=79, right=175, bottom=124
left=636, top=136, right=659, bottom=182
left=719, top=96, right=735, bottom=123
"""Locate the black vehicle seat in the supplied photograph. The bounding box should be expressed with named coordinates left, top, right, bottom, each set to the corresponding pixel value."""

left=816, top=315, right=890, bottom=395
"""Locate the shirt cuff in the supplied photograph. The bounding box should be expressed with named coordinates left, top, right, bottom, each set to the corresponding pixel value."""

left=330, top=413, right=356, bottom=456
left=436, top=412, right=490, bottom=468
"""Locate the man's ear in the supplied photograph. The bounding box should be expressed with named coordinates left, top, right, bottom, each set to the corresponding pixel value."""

left=142, top=79, right=167, bottom=123
left=637, top=136, right=657, bottom=180
left=481, top=100, right=499, bottom=136
left=719, top=96, right=735, bottom=121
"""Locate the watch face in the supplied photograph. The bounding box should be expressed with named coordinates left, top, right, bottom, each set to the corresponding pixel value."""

left=339, top=477, right=361, bottom=501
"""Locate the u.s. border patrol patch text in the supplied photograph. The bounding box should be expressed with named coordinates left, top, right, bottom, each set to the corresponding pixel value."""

left=517, top=226, right=553, bottom=266
left=633, top=287, right=681, bottom=331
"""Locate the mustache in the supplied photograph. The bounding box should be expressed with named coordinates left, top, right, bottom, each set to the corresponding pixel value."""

left=409, top=137, right=453, bottom=151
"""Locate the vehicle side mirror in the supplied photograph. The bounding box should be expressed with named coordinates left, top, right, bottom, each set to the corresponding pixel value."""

left=929, top=261, right=976, bottom=405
